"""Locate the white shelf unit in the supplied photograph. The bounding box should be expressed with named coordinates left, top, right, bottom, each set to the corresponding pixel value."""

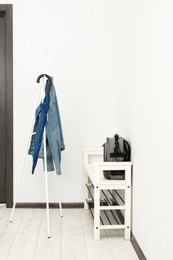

left=84, top=148, right=132, bottom=240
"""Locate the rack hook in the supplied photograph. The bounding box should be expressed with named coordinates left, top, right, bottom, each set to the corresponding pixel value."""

left=37, top=74, right=52, bottom=95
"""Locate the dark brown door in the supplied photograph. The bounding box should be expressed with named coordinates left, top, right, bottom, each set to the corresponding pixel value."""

left=0, top=5, right=13, bottom=208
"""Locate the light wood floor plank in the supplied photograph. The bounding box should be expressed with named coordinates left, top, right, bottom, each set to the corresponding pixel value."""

left=105, top=229, right=139, bottom=260
left=0, top=209, right=24, bottom=260
left=34, top=209, right=62, bottom=260
left=7, top=209, right=43, bottom=260
left=80, top=209, right=115, bottom=260
left=61, top=209, right=88, bottom=260
left=0, top=204, right=6, bottom=219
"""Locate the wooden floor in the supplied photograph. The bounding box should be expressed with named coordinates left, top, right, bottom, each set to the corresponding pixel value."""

left=0, top=206, right=139, bottom=260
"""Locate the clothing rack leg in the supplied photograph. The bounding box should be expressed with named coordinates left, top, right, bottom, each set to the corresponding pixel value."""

left=10, top=92, right=41, bottom=223
left=54, top=171, right=63, bottom=217
left=43, top=127, right=51, bottom=238
left=10, top=156, right=25, bottom=222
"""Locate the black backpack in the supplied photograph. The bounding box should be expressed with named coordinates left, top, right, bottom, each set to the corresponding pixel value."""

left=102, top=134, right=131, bottom=180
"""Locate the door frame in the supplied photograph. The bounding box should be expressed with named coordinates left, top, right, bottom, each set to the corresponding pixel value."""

left=0, top=5, right=13, bottom=208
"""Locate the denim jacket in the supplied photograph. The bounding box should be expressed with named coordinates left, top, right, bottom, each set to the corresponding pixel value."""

left=29, top=78, right=65, bottom=175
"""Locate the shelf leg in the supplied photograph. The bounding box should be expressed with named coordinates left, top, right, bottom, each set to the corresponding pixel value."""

left=124, top=185, right=131, bottom=240
left=94, top=185, right=100, bottom=240
left=84, top=170, right=89, bottom=210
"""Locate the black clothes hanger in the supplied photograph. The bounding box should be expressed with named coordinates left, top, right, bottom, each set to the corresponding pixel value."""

left=37, top=74, right=52, bottom=95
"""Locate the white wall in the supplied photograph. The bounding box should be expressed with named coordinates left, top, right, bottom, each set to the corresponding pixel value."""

left=10, top=0, right=119, bottom=202
left=118, top=1, right=173, bottom=259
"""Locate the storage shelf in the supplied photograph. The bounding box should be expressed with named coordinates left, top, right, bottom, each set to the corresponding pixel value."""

left=84, top=148, right=132, bottom=240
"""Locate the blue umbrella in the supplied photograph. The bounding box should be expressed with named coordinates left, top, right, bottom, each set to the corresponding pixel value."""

left=32, top=74, right=52, bottom=174
left=32, top=94, right=50, bottom=174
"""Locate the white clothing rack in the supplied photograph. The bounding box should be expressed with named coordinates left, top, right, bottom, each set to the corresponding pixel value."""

left=10, top=42, right=63, bottom=238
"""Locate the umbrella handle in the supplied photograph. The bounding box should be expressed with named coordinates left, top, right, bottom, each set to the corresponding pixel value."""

left=37, top=74, right=52, bottom=95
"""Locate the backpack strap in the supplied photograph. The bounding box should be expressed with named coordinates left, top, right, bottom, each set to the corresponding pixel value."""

left=114, top=134, right=121, bottom=155
left=124, top=140, right=131, bottom=161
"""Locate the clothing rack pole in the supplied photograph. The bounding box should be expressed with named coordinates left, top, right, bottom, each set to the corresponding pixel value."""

left=41, top=41, right=64, bottom=237
left=46, top=41, right=63, bottom=218
left=10, top=92, right=41, bottom=222
left=46, top=41, right=54, bottom=74
left=43, top=130, right=50, bottom=237
left=44, top=41, right=63, bottom=221
left=40, top=73, right=51, bottom=238
left=25, top=40, right=37, bottom=78
left=41, top=43, right=51, bottom=237
left=54, top=171, right=63, bottom=217
left=10, top=41, right=40, bottom=223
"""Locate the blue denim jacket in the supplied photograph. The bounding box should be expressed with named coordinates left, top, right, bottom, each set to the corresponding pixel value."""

left=29, top=78, right=65, bottom=175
